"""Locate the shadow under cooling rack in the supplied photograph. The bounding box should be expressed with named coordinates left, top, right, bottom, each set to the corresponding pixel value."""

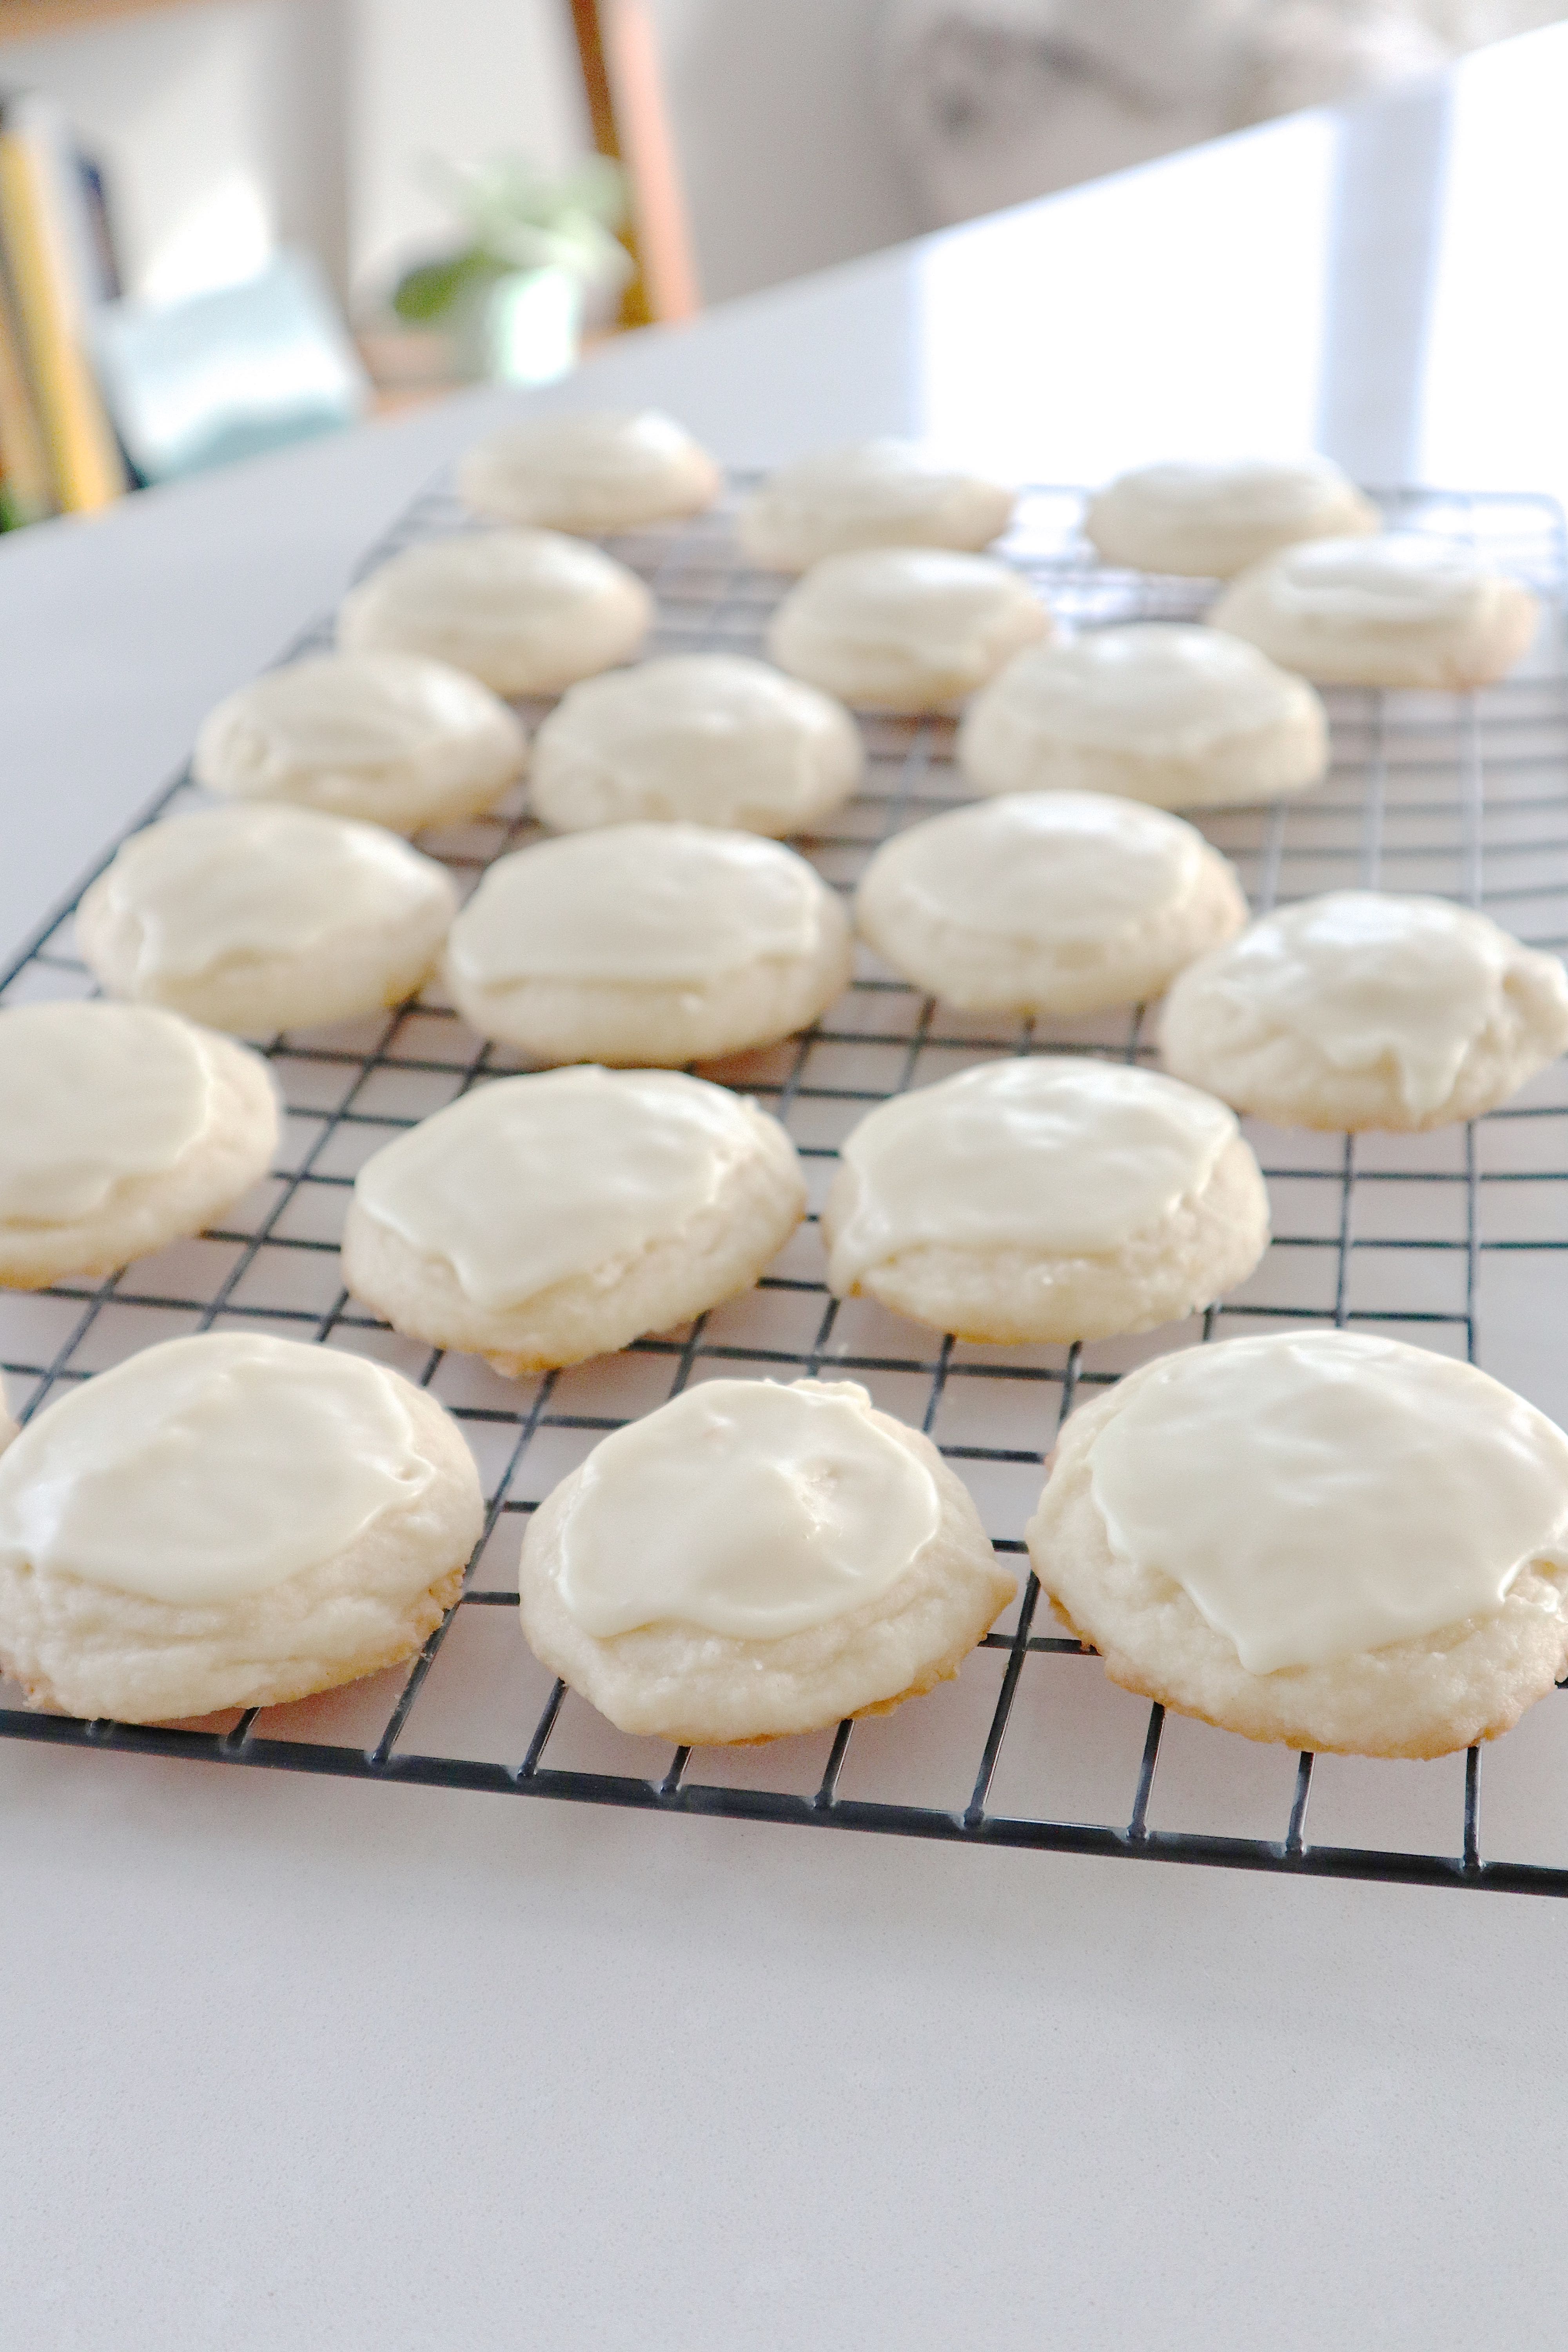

left=4, top=476, right=1568, bottom=1896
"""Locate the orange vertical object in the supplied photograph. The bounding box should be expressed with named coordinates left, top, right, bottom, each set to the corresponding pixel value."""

left=567, top=0, right=701, bottom=328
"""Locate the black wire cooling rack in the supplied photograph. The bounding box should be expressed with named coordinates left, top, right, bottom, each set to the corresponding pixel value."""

left=4, top=475, right=1568, bottom=1896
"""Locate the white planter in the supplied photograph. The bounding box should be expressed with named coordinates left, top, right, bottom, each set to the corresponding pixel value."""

left=473, top=265, right=584, bottom=385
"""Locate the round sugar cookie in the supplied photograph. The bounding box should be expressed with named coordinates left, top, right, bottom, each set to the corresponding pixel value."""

left=0, top=1002, right=278, bottom=1289
left=1161, top=891, right=1568, bottom=1132
left=458, top=408, right=720, bottom=535
left=344, top=1065, right=806, bottom=1375
left=957, top=624, right=1328, bottom=809
left=1027, top=1329, right=1568, bottom=1758
left=1209, top=535, right=1539, bottom=688
left=77, top=804, right=457, bottom=1037
left=855, top=793, right=1247, bottom=1016
left=0, top=1330, right=484, bottom=1722
left=337, top=529, right=651, bottom=695
left=518, top=1376, right=1016, bottom=1742
left=529, top=654, right=864, bottom=837
left=1084, top=457, right=1378, bottom=577
left=823, top=1057, right=1269, bottom=1344
left=192, top=652, right=527, bottom=834
left=767, top=548, right=1051, bottom=714
left=738, top=439, right=1016, bottom=573
left=445, top=823, right=851, bottom=1065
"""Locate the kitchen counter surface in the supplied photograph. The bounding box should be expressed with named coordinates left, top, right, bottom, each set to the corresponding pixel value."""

left=3, top=29, right=1567, bottom=2349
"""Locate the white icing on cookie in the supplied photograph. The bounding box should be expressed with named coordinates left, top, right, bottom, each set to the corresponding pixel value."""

left=1106, top=458, right=1358, bottom=531
left=459, top=410, right=719, bottom=529
left=828, top=1058, right=1237, bottom=1291
left=980, top=627, right=1314, bottom=755
left=1197, top=892, right=1510, bottom=1118
left=0, top=1332, right=436, bottom=1604
left=1245, top=535, right=1506, bottom=627
left=740, top=440, right=1014, bottom=566
left=446, top=825, right=824, bottom=987
left=195, top=653, right=523, bottom=798
left=530, top=654, right=862, bottom=831
left=354, top=1066, right=759, bottom=1308
left=1087, top=1330, right=1568, bottom=1673
left=554, top=1378, right=942, bottom=1637
left=872, top=793, right=1203, bottom=942
left=336, top=529, right=650, bottom=693
left=1086, top=458, right=1377, bottom=575
left=94, top=805, right=454, bottom=982
left=0, top=1003, right=214, bottom=1222
left=777, top=548, right=1046, bottom=668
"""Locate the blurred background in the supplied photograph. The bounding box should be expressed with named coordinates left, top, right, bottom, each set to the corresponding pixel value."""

left=0, top=0, right=1561, bottom=520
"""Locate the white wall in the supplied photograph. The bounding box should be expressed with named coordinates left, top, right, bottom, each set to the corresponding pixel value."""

left=0, top=0, right=588, bottom=316
left=345, top=0, right=588, bottom=307
left=0, top=0, right=915, bottom=326
left=647, top=0, right=919, bottom=303
left=0, top=0, right=350, bottom=302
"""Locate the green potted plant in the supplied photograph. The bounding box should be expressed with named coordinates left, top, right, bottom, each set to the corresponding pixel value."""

left=391, top=154, right=633, bottom=385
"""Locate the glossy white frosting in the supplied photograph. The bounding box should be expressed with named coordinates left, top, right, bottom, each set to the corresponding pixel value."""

left=984, top=627, right=1310, bottom=753
left=743, top=440, right=1013, bottom=547
left=462, top=409, right=713, bottom=499
left=0, top=1002, right=215, bottom=1223
left=446, top=824, right=825, bottom=987
left=872, top=792, right=1203, bottom=941
left=197, top=652, right=521, bottom=790
left=778, top=548, right=1047, bottom=666
left=531, top=654, right=861, bottom=827
left=828, top=1058, right=1237, bottom=1290
left=1107, top=458, right=1357, bottom=530
left=1198, top=891, right=1510, bottom=1116
left=354, top=1065, right=760, bottom=1308
left=554, top=1377, right=942, bottom=1638
left=96, top=804, right=454, bottom=981
left=336, top=530, right=651, bottom=688
left=1243, top=534, right=1502, bottom=626
left=351, top=530, right=623, bottom=622
left=0, top=1332, right=436, bottom=1604
left=1088, top=1330, right=1568, bottom=1673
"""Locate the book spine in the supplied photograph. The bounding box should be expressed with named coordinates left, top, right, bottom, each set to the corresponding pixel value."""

left=0, top=234, right=53, bottom=523
left=0, top=125, right=124, bottom=512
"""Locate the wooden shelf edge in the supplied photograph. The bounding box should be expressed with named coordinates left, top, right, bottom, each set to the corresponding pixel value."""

left=0, top=0, right=210, bottom=48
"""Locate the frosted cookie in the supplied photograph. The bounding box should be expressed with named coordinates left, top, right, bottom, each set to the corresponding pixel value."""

left=457, top=409, right=720, bottom=535
left=529, top=654, right=864, bottom=837
left=1161, top=891, right=1568, bottom=1131
left=0, top=1002, right=277, bottom=1289
left=956, top=625, right=1328, bottom=809
left=823, top=1058, right=1268, bottom=1344
left=445, top=824, right=851, bottom=1065
left=767, top=548, right=1051, bottom=714
left=1084, top=457, right=1378, bottom=578
left=192, top=652, right=527, bottom=834
left=739, top=439, right=1016, bottom=573
left=856, top=793, right=1247, bottom=1017
left=0, top=1331, right=483, bottom=1722
left=1209, top=535, right=1539, bottom=688
left=345, top=1065, right=805, bottom=1375
left=337, top=529, right=650, bottom=695
left=518, top=1376, right=1015, bottom=1742
left=77, top=804, right=457, bottom=1037
left=1027, top=1329, right=1568, bottom=1758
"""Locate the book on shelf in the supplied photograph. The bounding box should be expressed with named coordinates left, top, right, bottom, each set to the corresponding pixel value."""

left=0, top=232, right=51, bottom=525
left=0, top=89, right=125, bottom=519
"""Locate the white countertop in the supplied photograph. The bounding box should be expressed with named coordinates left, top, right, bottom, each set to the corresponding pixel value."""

left=4, top=30, right=1568, bottom=2350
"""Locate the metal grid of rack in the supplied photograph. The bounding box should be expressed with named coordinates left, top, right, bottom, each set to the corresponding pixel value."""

left=4, top=476, right=1568, bottom=1895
